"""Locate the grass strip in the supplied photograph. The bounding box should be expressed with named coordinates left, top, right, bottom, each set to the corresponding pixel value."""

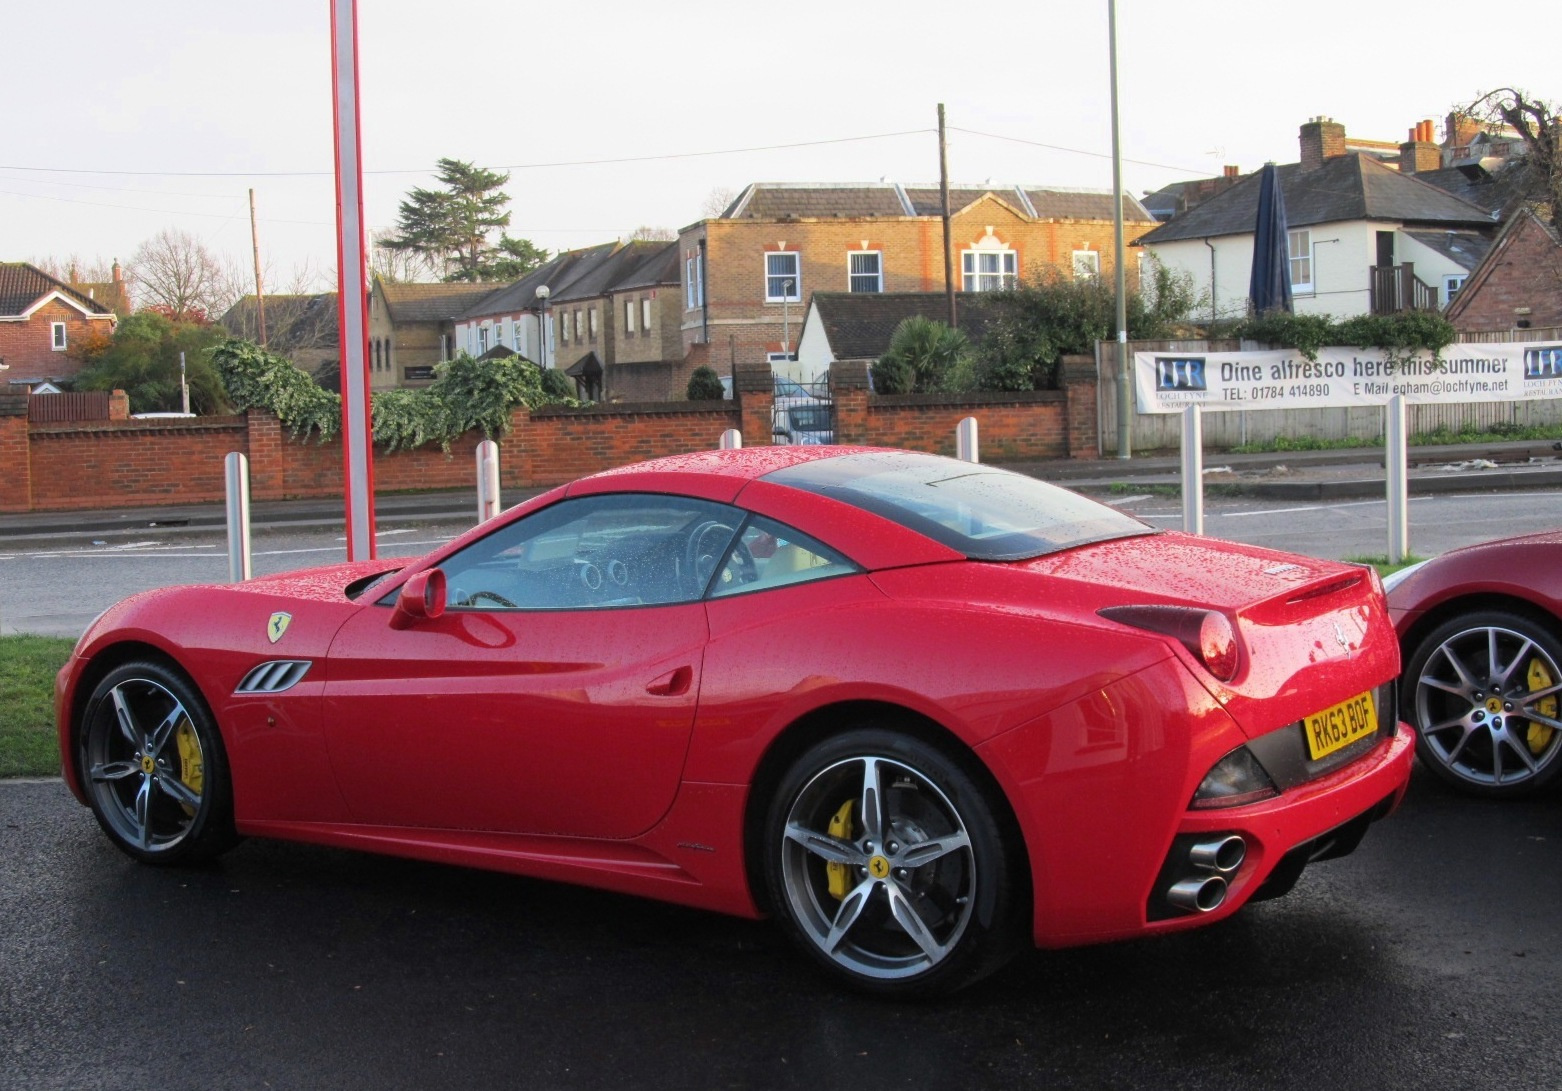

left=0, top=635, right=74, bottom=777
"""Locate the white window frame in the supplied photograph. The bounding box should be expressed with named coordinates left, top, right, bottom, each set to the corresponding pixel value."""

left=51, top=321, right=67, bottom=351
left=848, top=251, right=882, bottom=293
left=1288, top=229, right=1314, bottom=293
left=561, top=312, right=570, bottom=344
left=625, top=299, right=635, bottom=333
left=766, top=351, right=798, bottom=364
left=685, top=258, right=696, bottom=308
left=1071, top=249, right=1101, bottom=280
left=961, top=249, right=1017, bottom=292
left=641, top=297, right=652, bottom=331
left=589, top=307, right=599, bottom=341
left=766, top=252, right=801, bottom=302
left=573, top=309, right=583, bottom=341
left=695, top=255, right=704, bottom=306
left=477, top=325, right=489, bottom=353
left=1443, top=274, right=1467, bottom=306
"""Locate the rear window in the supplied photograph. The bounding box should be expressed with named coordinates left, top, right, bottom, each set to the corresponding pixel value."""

left=764, top=451, right=1154, bottom=561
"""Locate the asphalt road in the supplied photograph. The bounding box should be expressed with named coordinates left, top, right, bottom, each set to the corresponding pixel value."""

left=5, top=487, right=1562, bottom=639
left=3, top=766, right=1559, bottom=1091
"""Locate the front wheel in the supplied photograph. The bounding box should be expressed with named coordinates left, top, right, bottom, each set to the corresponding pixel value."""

left=1402, top=610, right=1562, bottom=797
left=762, top=728, right=1025, bottom=997
left=78, top=660, right=238, bottom=864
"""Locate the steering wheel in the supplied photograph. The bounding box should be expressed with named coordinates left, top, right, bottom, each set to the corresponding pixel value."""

left=685, top=521, right=757, bottom=593
left=465, top=589, right=518, bottom=609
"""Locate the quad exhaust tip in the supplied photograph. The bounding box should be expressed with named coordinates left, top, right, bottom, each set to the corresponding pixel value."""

left=1165, top=835, right=1247, bottom=915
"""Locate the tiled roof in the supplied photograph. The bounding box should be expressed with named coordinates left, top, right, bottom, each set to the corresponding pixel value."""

left=1138, top=155, right=1496, bottom=245
left=1404, top=230, right=1493, bottom=273
left=549, top=241, right=674, bottom=303
left=459, top=244, right=621, bottom=318
left=811, top=292, right=1001, bottom=360
left=0, top=262, right=115, bottom=319
left=613, top=241, right=680, bottom=292
left=1411, top=163, right=1537, bottom=220
left=721, top=183, right=1154, bottom=224
left=379, top=281, right=502, bottom=323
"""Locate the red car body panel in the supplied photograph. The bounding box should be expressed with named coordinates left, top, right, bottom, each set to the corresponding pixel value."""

left=56, top=447, right=1414, bottom=945
left=1387, top=529, right=1562, bottom=641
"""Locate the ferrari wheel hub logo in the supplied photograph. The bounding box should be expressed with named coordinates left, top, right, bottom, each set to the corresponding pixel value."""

left=868, top=855, right=891, bottom=880
left=140, top=755, right=156, bottom=774
left=1487, top=697, right=1505, bottom=714
left=267, top=612, right=292, bottom=644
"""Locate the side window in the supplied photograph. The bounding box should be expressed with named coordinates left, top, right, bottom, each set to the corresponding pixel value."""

left=433, top=494, right=742, bottom=611
left=708, top=515, right=859, bottom=599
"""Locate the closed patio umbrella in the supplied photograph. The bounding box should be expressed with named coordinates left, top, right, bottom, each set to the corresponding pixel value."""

left=1248, top=162, right=1293, bottom=315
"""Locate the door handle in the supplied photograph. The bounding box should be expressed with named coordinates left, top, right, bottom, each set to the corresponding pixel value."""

left=645, top=665, right=693, bottom=697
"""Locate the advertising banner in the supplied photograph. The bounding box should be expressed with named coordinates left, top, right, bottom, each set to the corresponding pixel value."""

left=1134, top=342, right=1562, bottom=414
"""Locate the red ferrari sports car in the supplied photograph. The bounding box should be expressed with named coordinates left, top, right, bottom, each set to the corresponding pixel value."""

left=1385, top=530, right=1562, bottom=797
left=56, top=447, right=1413, bottom=996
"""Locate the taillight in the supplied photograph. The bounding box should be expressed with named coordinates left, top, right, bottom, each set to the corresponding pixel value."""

left=1098, top=604, right=1244, bottom=682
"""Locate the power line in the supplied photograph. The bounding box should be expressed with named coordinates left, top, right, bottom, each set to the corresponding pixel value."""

left=949, top=126, right=1212, bottom=177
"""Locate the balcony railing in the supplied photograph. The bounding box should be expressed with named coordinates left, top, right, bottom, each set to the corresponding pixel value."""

left=1369, top=263, right=1440, bottom=315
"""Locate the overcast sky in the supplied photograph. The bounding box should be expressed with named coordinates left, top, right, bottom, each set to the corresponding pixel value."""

left=6, top=0, right=1553, bottom=289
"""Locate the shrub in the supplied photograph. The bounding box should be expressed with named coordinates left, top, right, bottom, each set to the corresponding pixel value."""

left=874, top=317, right=972, bottom=394
left=686, top=365, right=726, bottom=400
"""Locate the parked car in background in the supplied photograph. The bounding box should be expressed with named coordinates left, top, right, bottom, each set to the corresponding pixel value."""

left=57, top=448, right=1412, bottom=996
left=1385, top=531, right=1562, bottom=797
left=772, top=401, right=834, bottom=445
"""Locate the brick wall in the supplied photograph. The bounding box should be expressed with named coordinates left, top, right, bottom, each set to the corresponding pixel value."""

left=1449, top=213, right=1562, bottom=333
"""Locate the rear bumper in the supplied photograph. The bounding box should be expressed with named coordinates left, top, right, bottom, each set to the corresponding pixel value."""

left=1031, top=722, right=1415, bottom=947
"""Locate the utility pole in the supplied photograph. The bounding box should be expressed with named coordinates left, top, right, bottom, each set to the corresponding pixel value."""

left=938, top=103, right=956, bottom=329
left=249, top=188, right=268, bottom=347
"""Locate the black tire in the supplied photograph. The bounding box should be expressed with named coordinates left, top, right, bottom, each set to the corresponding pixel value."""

left=1402, top=609, right=1562, bottom=798
left=762, top=727, right=1026, bottom=997
left=78, top=660, right=239, bottom=864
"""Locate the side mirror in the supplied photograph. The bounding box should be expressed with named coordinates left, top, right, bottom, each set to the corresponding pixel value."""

left=390, top=568, right=447, bottom=629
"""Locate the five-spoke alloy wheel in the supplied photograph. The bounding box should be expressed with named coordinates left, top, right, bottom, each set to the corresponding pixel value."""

left=1403, top=610, right=1562, bottom=797
left=79, top=660, right=237, bottom=864
left=764, top=729, right=1023, bottom=997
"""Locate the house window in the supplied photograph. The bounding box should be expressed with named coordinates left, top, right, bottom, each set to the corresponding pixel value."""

left=588, top=308, right=598, bottom=341
left=766, top=252, right=801, bottom=302
left=1288, top=229, right=1313, bottom=293
left=51, top=322, right=67, bottom=351
left=1443, top=274, right=1467, bottom=305
left=962, top=249, right=1017, bottom=291
left=641, top=297, right=651, bottom=331
left=848, top=251, right=882, bottom=293
left=695, top=255, right=704, bottom=306
left=477, top=325, right=488, bottom=353
left=441, top=333, right=451, bottom=361
left=685, top=258, right=696, bottom=308
left=1071, top=250, right=1100, bottom=280
left=625, top=300, right=635, bottom=334
left=767, top=351, right=798, bottom=364
left=573, top=310, right=583, bottom=341
left=561, top=313, right=570, bottom=344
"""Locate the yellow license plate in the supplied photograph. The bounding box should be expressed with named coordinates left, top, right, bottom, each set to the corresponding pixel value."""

left=1304, top=691, right=1378, bottom=761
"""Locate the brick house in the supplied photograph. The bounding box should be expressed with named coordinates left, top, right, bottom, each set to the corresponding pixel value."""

left=0, top=262, right=118, bottom=388
left=368, top=279, right=500, bottom=388
left=68, top=261, right=133, bottom=317
left=1444, top=208, right=1562, bottom=333
left=453, top=240, right=686, bottom=401
left=675, top=181, right=1157, bottom=377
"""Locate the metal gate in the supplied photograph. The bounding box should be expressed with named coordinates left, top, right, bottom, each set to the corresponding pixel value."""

left=772, top=375, right=834, bottom=445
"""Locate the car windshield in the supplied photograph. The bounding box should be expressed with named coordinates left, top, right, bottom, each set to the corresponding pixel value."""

left=787, top=406, right=831, bottom=432
left=764, top=451, right=1154, bottom=561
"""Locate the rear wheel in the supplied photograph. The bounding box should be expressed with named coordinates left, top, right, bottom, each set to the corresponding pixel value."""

left=1403, top=610, right=1562, bottom=797
left=79, top=660, right=238, bottom=864
left=762, top=728, right=1025, bottom=997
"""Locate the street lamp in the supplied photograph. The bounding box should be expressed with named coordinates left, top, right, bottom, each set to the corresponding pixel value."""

left=534, top=284, right=551, bottom=368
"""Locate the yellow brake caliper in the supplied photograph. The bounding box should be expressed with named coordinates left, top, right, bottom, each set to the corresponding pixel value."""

left=826, top=800, right=854, bottom=900
left=175, top=720, right=205, bottom=816
left=1527, top=658, right=1557, bottom=755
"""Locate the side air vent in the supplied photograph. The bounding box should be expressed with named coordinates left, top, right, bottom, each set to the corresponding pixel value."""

left=236, top=660, right=312, bottom=694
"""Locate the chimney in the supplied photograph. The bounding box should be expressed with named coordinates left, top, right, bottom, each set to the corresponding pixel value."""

left=1399, top=120, right=1441, bottom=174
left=1299, top=117, right=1347, bottom=172
left=112, top=260, right=122, bottom=284
left=1223, top=164, right=1239, bottom=179
left=1447, top=112, right=1483, bottom=149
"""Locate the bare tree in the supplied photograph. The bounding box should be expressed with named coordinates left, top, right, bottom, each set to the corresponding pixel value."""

left=129, top=229, right=226, bottom=321
left=371, top=227, right=436, bottom=283
left=700, top=186, right=739, bottom=218
left=625, top=225, right=676, bottom=242
left=28, top=254, right=116, bottom=282
left=1466, top=88, right=1562, bottom=225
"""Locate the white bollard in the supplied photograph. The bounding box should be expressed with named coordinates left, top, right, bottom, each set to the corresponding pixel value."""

left=1180, top=405, right=1204, bottom=535
left=476, top=439, right=501, bottom=523
left=225, top=452, right=252, bottom=582
left=1385, top=395, right=1409, bottom=564
left=956, top=417, right=979, bottom=463
left=719, top=428, right=743, bottom=450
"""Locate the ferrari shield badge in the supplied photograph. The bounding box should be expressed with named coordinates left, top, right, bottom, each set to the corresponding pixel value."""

left=267, top=612, right=293, bottom=644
